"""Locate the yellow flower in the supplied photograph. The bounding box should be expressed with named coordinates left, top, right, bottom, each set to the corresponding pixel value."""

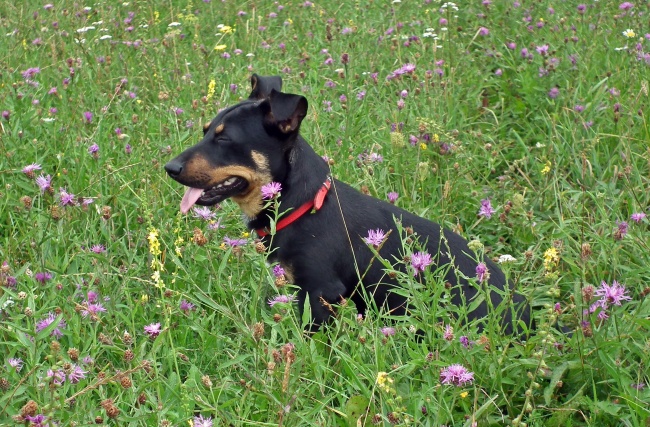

left=154, top=11, right=160, bottom=24
left=206, top=79, right=216, bottom=100
left=543, top=247, right=559, bottom=271
left=460, top=391, right=469, bottom=398
left=214, top=44, right=227, bottom=51
left=433, top=133, right=440, bottom=143
left=241, top=231, right=250, bottom=238
left=622, top=29, right=635, bottom=38
left=148, top=228, right=161, bottom=256
left=420, top=143, right=427, bottom=150
left=541, top=161, right=551, bottom=175
left=141, top=294, right=149, bottom=303
left=219, top=25, right=234, bottom=34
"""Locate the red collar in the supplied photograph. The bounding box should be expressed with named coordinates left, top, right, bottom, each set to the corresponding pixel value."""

left=256, top=177, right=332, bottom=237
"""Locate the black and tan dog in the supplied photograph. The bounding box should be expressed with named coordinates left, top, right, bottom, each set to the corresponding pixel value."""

left=165, top=75, right=531, bottom=334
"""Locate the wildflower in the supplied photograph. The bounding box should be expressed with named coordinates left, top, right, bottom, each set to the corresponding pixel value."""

left=179, top=300, right=196, bottom=313
left=541, top=161, right=551, bottom=175
left=59, top=188, right=76, bottom=207
left=543, top=247, right=560, bottom=271
left=81, top=302, right=106, bottom=318
left=478, top=27, right=489, bottom=36
left=356, top=90, right=366, bottom=100
left=440, top=364, right=474, bottom=387
left=478, top=198, right=495, bottom=218
left=443, top=325, right=454, bottom=341
left=34, top=271, right=52, bottom=284
left=47, top=369, right=66, bottom=385
left=376, top=371, right=394, bottom=393
left=22, top=67, right=41, bottom=79
left=36, top=312, right=66, bottom=337
left=459, top=336, right=471, bottom=348
left=630, top=212, right=646, bottom=223
left=83, top=111, right=93, bottom=123
left=272, top=265, right=285, bottom=277
left=223, top=236, right=247, bottom=247
left=381, top=327, right=396, bottom=337
left=577, top=4, right=586, bottom=13
left=631, top=383, right=646, bottom=390
left=68, top=364, right=86, bottom=383
left=536, top=44, right=549, bottom=55
left=193, top=206, right=217, bottom=221
left=475, top=262, right=490, bottom=283
left=88, top=143, right=99, bottom=157
left=90, top=244, right=105, bottom=254
left=1, top=110, right=9, bottom=120
left=268, top=294, right=295, bottom=307
left=8, top=358, right=23, bottom=371
left=261, top=182, right=282, bottom=200
left=363, top=229, right=386, bottom=248
left=498, top=254, right=516, bottom=264
left=35, top=174, right=52, bottom=193
left=548, top=87, right=560, bottom=99
left=614, top=221, right=628, bottom=240
left=387, top=192, right=399, bottom=203
left=194, top=415, right=214, bottom=427
left=619, top=2, right=634, bottom=10
left=144, top=322, right=162, bottom=338
left=622, top=29, right=636, bottom=38
left=595, top=280, right=631, bottom=307
left=148, top=228, right=161, bottom=256
left=411, top=251, right=433, bottom=276
left=22, top=163, right=42, bottom=178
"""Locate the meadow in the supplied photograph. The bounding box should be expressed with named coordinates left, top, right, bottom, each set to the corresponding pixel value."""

left=1, top=0, right=649, bottom=425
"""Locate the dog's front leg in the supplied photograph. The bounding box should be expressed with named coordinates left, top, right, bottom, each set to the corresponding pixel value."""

left=298, top=280, right=347, bottom=332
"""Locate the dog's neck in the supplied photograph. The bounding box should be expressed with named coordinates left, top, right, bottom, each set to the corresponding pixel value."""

left=247, top=135, right=330, bottom=233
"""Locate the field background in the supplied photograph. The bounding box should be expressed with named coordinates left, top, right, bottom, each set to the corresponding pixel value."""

left=1, top=1, right=649, bottom=426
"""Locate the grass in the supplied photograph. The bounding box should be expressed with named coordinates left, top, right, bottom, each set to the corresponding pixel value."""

left=1, top=0, right=649, bottom=425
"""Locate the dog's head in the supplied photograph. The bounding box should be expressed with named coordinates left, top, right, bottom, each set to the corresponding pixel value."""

left=164, top=74, right=308, bottom=217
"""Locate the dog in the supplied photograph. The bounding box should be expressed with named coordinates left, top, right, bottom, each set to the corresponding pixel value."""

left=165, top=74, right=531, bottom=335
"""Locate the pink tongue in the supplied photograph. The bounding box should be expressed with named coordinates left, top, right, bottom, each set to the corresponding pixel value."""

left=180, top=187, right=203, bottom=214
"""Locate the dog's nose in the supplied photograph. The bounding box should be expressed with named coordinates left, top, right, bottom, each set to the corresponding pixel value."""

left=164, top=160, right=183, bottom=177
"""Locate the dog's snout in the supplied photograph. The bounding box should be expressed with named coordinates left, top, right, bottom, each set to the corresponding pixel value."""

left=164, top=160, right=183, bottom=177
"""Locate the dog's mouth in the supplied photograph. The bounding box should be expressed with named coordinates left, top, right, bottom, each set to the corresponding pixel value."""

left=180, top=176, right=249, bottom=214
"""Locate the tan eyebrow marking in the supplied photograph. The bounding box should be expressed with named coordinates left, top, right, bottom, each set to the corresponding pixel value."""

left=203, top=122, right=211, bottom=132
left=215, top=123, right=225, bottom=134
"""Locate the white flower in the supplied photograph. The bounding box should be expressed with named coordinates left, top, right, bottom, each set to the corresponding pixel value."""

left=99, top=35, right=112, bottom=40
left=168, top=22, right=181, bottom=27
left=76, top=26, right=96, bottom=33
left=498, top=254, right=517, bottom=264
left=622, top=29, right=635, bottom=38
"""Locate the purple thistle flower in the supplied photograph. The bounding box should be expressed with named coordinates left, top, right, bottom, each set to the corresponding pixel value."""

left=22, top=67, right=41, bottom=79
left=261, top=182, right=282, bottom=200
left=81, top=302, right=107, bottom=318
left=356, top=90, right=366, bottom=101
left=88, top=143, right=99, bottom=155
left=193, top=415, right=214, bottom=427
left=8, top=358, right=23, bottom=371
left=619, top=2, right=634, bottom=10
left=475, top=262, right=490, bottom=283
left=440, top=364, right=474, bottom=387
left=144, top=322, right=162, bottom=338
left=387, top=192, right=399, bottom=203
left=478, top=27, right=489, bottom=36
left=193, top=206, right=217, bottom=221
left=36, top=312, right=66, bottom=337
left=90, top=244, right=106, bottom=254
left=83, top=111, right=93, bottom=123
left=36, top=175, right=52, bottom=193
left=630, top=212, right=646, bottom=223
left=577, top=4, right=586, bottom=13
left=380, top=326, right=396, bottom=337
left=47, top=369, right=66, bottom=386
left=443, top=325, right=454, bottom=341
left=631, top=382, right=646, bottom=390
left=223, top=236, right=247, bottom=247
left=459, top=336, right=471, bottom=348
left=548, top=87, right=560, bottom=99
left=1, top=110, right=9, bottom=120
left=34, top=271, right=53, bottom=284
left=363, top=229, right=386, bottom=248
left=595, top=280, right=631, bottom=307
left=68, top=364, right=86, bottom=383
left=272, top=264, right=285, bottom=277
left=478, top=198, right=495, bottom=218
left=536, top=44, right=549, bottom=55
left=59, top=188, right=76, bottom=206
left=268, top=294, right=296, bottom=307
left=180, top=300, right=196, bottom=313
left=411, top=251, right=433, bottom=276
left=615, top=221, right=629, bottom=239
left=22, top=163, right=42, bottom=176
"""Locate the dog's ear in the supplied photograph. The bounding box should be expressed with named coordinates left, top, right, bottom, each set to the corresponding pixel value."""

left=249, top=74, right=283, bottom=100
left=263, top=89, right=308, bottom=134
